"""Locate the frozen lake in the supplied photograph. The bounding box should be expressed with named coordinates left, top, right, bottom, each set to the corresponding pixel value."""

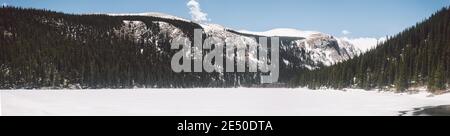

left=1, top=88, right=450, bottom=116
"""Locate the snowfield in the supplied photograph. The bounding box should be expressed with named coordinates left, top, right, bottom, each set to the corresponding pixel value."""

left=1, top=88, right=450, bottom=116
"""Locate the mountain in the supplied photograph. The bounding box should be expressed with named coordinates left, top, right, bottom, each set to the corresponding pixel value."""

left=240, top=28, right=384, bottom=54
left=111, top=12, right=361, bottom=70
left=240, top=28, right=361, bottom=67
left=0, top=7, right=359, bottom=89
left=291, top=7, right=450, bottom=92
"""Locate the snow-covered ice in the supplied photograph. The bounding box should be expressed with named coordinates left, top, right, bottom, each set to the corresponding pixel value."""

left=1, top=88, right=450, bottom=116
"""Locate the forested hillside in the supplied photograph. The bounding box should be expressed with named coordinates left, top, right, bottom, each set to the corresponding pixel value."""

left=1, top=6, right=366, bottom=89
left=0, top=7, right=230, bottom=89
left=291, top=7, right=450, bottom=92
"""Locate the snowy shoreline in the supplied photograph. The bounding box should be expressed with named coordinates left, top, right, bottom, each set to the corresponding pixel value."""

left=2, top=88, right=450, bottom=116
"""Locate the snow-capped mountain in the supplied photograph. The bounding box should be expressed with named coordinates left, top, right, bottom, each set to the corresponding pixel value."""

left=0, top=8, right=365, bottom=88
left=239, top=28, right=320, bottom=38
left=110, top=12, right=361, bottom=69
left=239, top=28, right=361, bottom=67
left=104, top=12, right=365, bottom=86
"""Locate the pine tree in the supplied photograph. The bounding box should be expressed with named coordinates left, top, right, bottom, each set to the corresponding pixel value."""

left=429, top=60, right=446, bottom=92
left=396, top=57, right=408, bottom=92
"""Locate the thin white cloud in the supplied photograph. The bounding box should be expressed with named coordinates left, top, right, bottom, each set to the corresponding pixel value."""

left=341, top=30, right=351, bottom=35
left=2, top=3, right=7, bottom=7
left=187, top=0, right=209, bottom=22
left=341, top=37, right=387, bottom=53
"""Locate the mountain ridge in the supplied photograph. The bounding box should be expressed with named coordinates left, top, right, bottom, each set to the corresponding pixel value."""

left=0, top=7, right=362, bottom=88
left=108, top=11, right=370, bottom=56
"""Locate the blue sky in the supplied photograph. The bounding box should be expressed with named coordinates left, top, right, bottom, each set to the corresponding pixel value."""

left=1, top=0, right=449, bottom=38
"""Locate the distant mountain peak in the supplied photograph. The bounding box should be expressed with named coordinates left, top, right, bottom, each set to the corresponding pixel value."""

left=108, top=12, right=361, bottom=68
left=238, top=28, right=322, bottom=38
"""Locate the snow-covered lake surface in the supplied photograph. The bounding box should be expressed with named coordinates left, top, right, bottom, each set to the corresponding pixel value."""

left=1, top=88, right=450, bottom=116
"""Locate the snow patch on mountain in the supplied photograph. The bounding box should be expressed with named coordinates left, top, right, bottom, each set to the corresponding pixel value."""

left=108, top=12, right=190, bottom=22
left=157, top=21, right=186, bottom=38
left=239, top=28, right=320, bottom=38
left=290, top=33, right=360, bottom=67
left=115, top=20, right=187, bottom=53
left=200, top=23, right=229, bottom=36
left=339, top=37, right=387, bottom=53
left=199, top=23, right=262, bottom=65
left=118, top=20, right=148, bottom=40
